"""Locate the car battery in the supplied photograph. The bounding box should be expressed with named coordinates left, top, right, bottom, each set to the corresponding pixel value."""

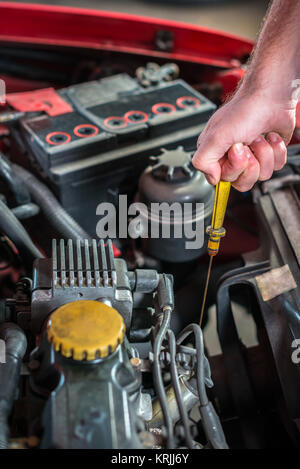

left=18, top=73, right=216, bottom=235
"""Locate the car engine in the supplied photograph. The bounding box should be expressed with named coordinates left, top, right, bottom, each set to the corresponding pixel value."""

left=0, top=50, right=300, bottom=450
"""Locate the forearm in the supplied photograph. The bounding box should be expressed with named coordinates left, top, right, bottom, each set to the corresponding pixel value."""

left=239, top=0, right=300, bottom=107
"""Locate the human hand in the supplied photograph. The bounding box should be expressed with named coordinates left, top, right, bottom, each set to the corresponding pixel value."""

left=192, top=89, right=296, bottom=191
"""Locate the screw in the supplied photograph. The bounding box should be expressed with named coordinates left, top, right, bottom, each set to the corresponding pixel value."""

left=130, top=357, right=142, bottom=371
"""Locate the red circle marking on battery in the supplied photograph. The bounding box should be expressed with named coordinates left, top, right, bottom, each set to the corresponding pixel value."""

left=103, top=116, right=127, bottom=129
left=176, top=96, right=201, bottom=109
left=124, top=110, right=148, bottom=124
left=45, top=131, right=71, bottom=146
left=74, top=124, right=99, bottom=138
left=152, top=103, right=176, bottom=115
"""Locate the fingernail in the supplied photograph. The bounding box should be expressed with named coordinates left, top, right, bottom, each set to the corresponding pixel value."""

left=205, top=174, right=216, bottom=185
left=232, top=143, right=244, bottom=155
left=268, top=132, right=279, bottom=143
left=254, top=136, right=262, bottom=144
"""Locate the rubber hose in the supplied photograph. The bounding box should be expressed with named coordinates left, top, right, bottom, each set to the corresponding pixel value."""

left=12, top=203, right=40, bottom=220
left=0, top=152, right=30, bottom=205
left=12, top=164, right=91, bottom=242
left=0, top=199, right=43, bottom=268
left=0, top=323, right=27, bottom=449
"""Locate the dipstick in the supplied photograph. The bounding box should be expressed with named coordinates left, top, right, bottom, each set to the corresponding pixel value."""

left=199, top=181, right=231, bottom=327
left=199, top=255, right=213, bottom=328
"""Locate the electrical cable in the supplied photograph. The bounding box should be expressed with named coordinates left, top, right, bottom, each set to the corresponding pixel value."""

left=176, top=324, right=208, bottom=406
left=152, top=308, right=174, bottom=449
left=167, top=329, right=194, bottom=449
left=176, top=323, right=228, bottom=449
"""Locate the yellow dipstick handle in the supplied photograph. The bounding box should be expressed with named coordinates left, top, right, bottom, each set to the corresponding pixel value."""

left=206, top=181, right=231, bottom=256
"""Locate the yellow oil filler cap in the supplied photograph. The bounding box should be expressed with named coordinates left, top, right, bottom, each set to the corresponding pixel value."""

left=47, top=300, right=126, bottom=361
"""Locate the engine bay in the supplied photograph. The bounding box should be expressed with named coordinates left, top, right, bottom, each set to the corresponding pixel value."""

left=0, top=40, right=300, bottom=450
